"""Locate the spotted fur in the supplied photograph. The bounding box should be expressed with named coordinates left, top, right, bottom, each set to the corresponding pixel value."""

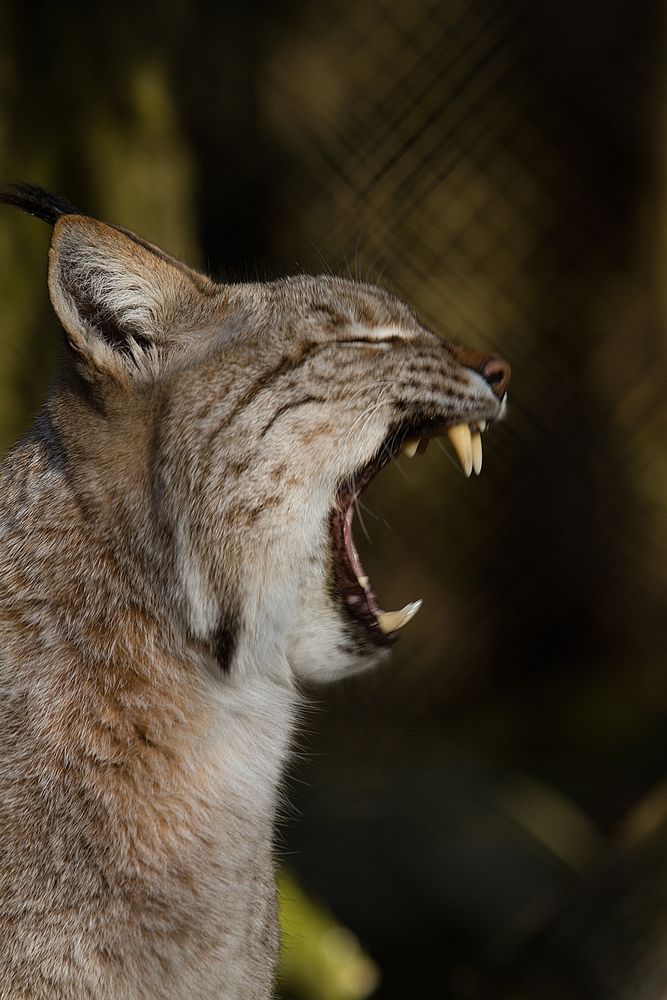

left=0, top=187, right=507, bottom=998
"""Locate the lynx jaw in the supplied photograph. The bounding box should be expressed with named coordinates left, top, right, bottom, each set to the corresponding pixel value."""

left=333, top=415, right=491, bottom=646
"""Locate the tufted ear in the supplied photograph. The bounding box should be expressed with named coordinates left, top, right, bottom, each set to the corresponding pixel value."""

left=47, top=214, right=217, bottom=380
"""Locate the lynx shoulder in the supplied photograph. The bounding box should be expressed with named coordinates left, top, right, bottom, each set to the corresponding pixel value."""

left=0, top=184, right=509, bottom=999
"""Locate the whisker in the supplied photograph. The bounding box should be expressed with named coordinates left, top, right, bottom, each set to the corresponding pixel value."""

left=391, top=455, right=411, bottom=482
left=358, top=501, right=394, bottom=533
left=308, top=241, right=334, bottom=276
left=434, top=436, right=461, bottom=473
left=341, top=388, right=392, bottom=448
left=354, top=494, right=372, bottom=545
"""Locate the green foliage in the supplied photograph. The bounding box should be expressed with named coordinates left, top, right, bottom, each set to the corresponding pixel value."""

left=278, top=870, right=379, bottom=1000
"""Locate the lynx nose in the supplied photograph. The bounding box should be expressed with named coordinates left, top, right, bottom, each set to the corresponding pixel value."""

left=480, top=357, right=511, bottom=399
left=449, top=344, right=512, bottom=400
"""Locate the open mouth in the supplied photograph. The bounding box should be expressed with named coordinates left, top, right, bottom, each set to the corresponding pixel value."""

left=330, top=419, right=490, bottom=647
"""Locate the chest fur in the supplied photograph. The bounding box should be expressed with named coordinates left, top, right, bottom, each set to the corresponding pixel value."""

left=0, top=605, right=295, bottom=998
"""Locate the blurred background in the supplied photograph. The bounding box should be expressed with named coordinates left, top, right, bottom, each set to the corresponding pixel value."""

left=2, top=0, right=667, bottom=996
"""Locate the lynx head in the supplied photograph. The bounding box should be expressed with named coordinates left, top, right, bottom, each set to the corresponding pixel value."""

left=2, top=185, right=510, bottom=686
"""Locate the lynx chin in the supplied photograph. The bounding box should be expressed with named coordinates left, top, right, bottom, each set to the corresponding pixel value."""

left=0, top=184, right=510, bottom=999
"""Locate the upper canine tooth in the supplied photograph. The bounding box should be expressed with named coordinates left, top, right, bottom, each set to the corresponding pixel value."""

left=471, top=431, right=483, bottom=475
left=402, top=439, right=419, bottom=459
left=377, top=600, right=423, bottom=635
left=446, top=424, right=473, bottom=477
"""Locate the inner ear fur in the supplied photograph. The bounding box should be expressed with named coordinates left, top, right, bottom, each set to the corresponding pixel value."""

left=48, top=215, right=217, bottom=379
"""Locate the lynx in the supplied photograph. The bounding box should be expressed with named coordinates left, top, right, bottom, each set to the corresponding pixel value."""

left=0, top=185, right=510, bottom=999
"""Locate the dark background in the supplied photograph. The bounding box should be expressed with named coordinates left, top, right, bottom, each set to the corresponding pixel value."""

left=1, top=2, right=667, bottom=997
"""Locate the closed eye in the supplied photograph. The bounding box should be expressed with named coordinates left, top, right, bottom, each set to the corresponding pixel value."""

left=329, top=336, right=406, bottom=348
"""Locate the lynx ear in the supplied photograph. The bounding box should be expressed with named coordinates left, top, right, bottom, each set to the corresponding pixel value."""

left=48, top=215, right=216, bottom=379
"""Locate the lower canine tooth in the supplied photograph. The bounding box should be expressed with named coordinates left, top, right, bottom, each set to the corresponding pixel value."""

left=377, top=600, right=423, bottom=635
left=471, top=431, right=483, bottom=475
left=446, top=424, right=473, bottom=477
left=402, top=439, right=419, bottom=458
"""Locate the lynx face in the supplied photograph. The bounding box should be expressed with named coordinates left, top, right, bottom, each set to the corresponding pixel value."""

left=7, top=187, right=510, bottom=687
left=163, top=276, right=510, bottom=685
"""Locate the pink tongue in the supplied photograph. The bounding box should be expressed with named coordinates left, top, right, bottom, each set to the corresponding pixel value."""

left=343, top=505, right=381, bottom=614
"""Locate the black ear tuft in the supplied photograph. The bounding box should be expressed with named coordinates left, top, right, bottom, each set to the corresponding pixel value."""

left=0, top=183, right=82, bottom=225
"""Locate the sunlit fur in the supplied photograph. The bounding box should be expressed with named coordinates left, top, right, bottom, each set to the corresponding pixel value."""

left=0, top=204, right=506, bottom=998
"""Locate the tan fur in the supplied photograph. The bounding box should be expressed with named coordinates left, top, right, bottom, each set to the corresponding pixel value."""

left=0, top=198, right=508, bottom=998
